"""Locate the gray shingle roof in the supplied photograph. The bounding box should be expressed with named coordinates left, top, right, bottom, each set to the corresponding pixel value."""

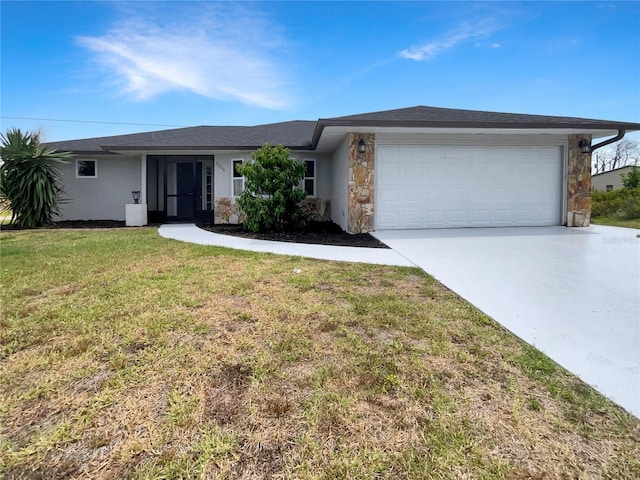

left=322, top=105, right=637, bottom=126
left=47, top=121, right=316, bottom=153
left=311, top=105, right=640, bottom=148
left=45, top=106, right=640, bottom=154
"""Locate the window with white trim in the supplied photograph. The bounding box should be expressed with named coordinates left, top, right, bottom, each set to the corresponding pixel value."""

left=302, top=159, right=315, bottom=196
left=76, top=159, right=97, bottom=178
left=204, top=163, right=213, bottom=210
left=232, top=159, right=244, bottom=196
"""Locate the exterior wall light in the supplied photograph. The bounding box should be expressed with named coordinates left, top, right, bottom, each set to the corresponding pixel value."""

left=578, top=139, right=591, bottom=154
left=132, top=191, right=141, bottom=204
left=358, top=138, right=366, bottom=154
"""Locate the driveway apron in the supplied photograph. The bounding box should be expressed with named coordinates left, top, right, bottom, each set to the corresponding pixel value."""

left=373, top=225, right=640, bottom=417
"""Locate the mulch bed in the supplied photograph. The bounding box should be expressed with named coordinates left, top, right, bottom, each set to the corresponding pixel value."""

left=0, top=220, right=128, bottom=230
left=200, top=222, right=389, bottom=248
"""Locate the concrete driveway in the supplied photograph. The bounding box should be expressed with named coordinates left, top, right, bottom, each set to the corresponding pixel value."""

left=373, top=225, right=640, bottom=417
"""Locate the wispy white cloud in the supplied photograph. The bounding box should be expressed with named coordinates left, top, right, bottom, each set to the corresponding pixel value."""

left=399, top=19, right=501, bottom=61
left=76, top=4, right=292, bottom=109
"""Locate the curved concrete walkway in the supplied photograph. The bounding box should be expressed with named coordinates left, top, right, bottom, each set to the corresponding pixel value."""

left=158, top=223, right=414, bottom=267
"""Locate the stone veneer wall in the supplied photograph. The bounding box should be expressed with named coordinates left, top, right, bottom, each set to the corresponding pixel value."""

left=302, top=198, right=331, bottom=222
left=214, top=196, right=331, bottom=225
left=347, top=133, right=375, bottom=233
left=214, top=197, right=244, bottom=224
left=567, top=134, right=592, bottom=227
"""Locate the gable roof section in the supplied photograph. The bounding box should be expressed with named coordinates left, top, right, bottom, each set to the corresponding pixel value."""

left=45, top=106, right=640, bottom=154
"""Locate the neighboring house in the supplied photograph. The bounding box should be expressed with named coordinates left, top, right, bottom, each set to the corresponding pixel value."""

left=591, top=166, right=635, bottom=192
left=46, top=106, right=640, bottom=233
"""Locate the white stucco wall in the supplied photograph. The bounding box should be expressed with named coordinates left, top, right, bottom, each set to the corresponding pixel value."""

left=213, top=151, right=332, bottom=200
left=56, top=149, right=333, bottom=222
left=292, top=152, right=332, bottom=200
left=57, top=155, right=142, bottom=221
left=331, top=138, right=350, bottom=231
left=211, top=153, right=246, bottom=198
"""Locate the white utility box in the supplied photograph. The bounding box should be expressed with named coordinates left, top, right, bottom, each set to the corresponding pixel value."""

left=125, top=204, right=147, bottom=226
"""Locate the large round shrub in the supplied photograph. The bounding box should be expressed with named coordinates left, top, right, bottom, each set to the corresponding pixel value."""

left=237, top=144, right=308, bottom=232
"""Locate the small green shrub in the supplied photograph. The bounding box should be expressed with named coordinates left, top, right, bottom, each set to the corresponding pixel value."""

left=237, top=143, right=308, bottom=232
left=592, top=187, right=640, bottom=220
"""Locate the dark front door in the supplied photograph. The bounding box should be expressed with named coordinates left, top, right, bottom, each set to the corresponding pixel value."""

left=147, top=155, right=213, bottom=223
left=176, top=162, right=195, bottom=219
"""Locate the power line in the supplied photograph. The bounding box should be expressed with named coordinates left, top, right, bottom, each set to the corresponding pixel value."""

left=0, top=116, right=188, bottom=128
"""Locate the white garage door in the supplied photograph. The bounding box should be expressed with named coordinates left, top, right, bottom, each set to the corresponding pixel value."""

left=376, top=145, right=563, bottom=229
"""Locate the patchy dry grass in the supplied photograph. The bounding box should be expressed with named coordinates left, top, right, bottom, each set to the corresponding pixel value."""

left=1, top=228, right=638, bottom=479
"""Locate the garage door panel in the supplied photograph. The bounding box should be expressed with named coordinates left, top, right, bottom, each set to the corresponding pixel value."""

left=403, top=190, right=423, bottom=202
left=428, top=211, right=445, bottom=223
left=472, top=210, right=490, bottom=222
left=494, top=210, right=512, bottom=222
left=378, top=213, right=399, bottom=228
left=402, top=210, right=423, bottom=224
left=379, top=189, right=399, bottom=202
left=376, top=145, right=563, bottom=229
left=449, top=210, right=469, bottom=222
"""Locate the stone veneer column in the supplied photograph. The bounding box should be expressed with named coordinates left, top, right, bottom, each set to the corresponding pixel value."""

left=347, top=133, right=375, bottom=233
left=567, top=134, right=592, bottom=227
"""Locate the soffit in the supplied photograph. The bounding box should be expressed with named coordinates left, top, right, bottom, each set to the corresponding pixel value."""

left=313, top=126, right=621, bottom=153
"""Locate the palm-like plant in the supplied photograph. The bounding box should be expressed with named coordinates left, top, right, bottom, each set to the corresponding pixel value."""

left=0, top=128, right=74, bottom=228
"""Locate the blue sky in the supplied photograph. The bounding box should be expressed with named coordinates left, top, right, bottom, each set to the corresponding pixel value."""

left=1, top=1, right=639, bottom=143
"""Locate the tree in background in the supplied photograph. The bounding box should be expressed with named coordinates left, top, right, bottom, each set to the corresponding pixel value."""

left=621, top=165, right=640, bottom=190
left=592, top=164, right=640, bottom=221
left=237, top=143, right=307, bottom=232
left=0, top=128, right=74, bottom=228
left=592, top=139, right=639, bottom=174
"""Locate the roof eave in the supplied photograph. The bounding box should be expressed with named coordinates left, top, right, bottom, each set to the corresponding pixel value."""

left=66, top=149, right=118, bottom=156
left=311, top=119, right=640, bottom=148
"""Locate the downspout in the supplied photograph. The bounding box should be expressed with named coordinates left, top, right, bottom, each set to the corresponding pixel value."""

left=588, top=129, right=626, bottom=152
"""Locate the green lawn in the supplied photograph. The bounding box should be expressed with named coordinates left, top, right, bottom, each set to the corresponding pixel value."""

left=1, top=228, right=638, bottom=479
left=591, top=216, right=640, bottom=229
